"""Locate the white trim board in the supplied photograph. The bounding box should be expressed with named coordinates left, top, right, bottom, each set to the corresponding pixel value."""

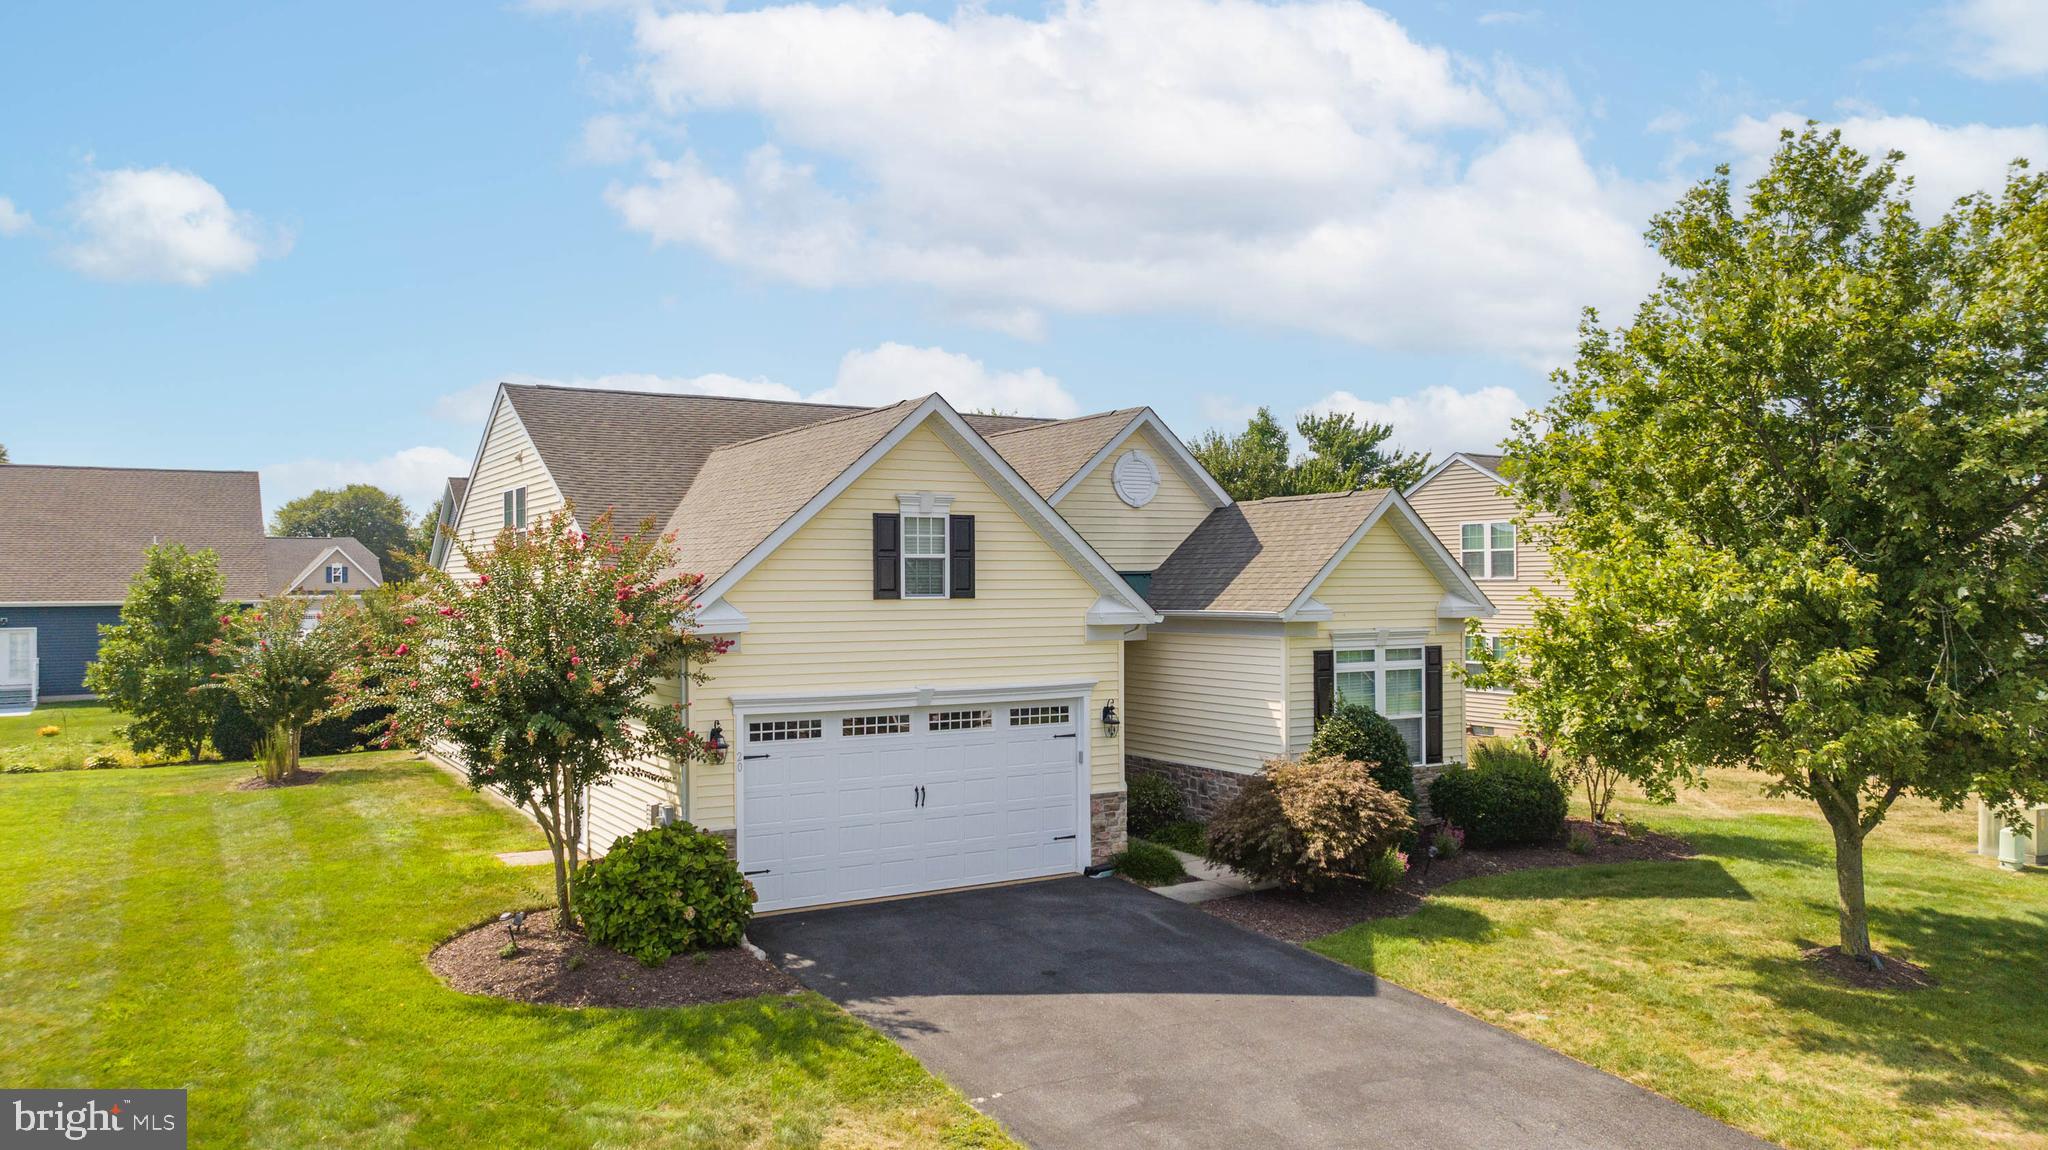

left=1045, top=408, right=1233, bottom=510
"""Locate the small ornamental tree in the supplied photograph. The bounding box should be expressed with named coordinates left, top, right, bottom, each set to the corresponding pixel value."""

left=1508, top=128, right=2048, bottom=964
left=207, top=596, right=347, bottom=783
left=83, top=543, right=229, bottom=762
left=361, top=508, right=723, bottom=926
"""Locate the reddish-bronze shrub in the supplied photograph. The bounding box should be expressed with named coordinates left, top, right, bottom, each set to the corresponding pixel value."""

left=1206, top=755, right=1414, bottom=891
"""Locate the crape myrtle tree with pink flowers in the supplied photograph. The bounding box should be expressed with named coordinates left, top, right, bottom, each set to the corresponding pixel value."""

left=352, top=507, right=725, bottom=926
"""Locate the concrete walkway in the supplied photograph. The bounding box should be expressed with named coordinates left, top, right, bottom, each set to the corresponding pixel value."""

left=1150, top=848, right=1274, bottom=904
left=750, top=877, right=1768, bottom=1150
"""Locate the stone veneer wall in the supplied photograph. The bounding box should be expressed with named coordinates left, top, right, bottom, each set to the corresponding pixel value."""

left=1125, top=754, right=1252, bottom=822
left=1089, top=790, right=1128, bottom=864
left=1132, top=753, right=1454, bottom=825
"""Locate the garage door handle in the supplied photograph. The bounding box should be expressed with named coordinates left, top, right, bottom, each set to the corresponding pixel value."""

left=1052, top=834, right=1076, bottom=842
left=743, top=753, right=771, bottom=761
left=1052, top=733, right=1077, bottom=739
left=743, top=868, right=772, bottom=876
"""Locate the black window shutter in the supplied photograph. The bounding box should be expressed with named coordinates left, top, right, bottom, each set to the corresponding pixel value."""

left=949, top=514, right=976, bottom=599
left=1425, top=645, right=1444, bottom=764
left=1313, top=649, right=1334, bottom=728
left=872, top=513, right=900, bottom=599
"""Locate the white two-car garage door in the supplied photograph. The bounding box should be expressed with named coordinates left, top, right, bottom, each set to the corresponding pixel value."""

left=737, top=699, right=1086, bottom=913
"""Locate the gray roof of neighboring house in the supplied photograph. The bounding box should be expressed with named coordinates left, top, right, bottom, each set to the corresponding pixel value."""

left=1146, top=488, right=1393, bottom=614
left=501, top=384, right=873, bottom=533
left=1461, top=452, right=1505, bottom=473
left=0, top=464, right=275, bottom=603
left=983, top=409, right=1145, bottom=498
left=445, top=475, right=468, bottom=510
left=265, top=536, right=383, bottom=590
left=665, top=401, right=927, bottom=586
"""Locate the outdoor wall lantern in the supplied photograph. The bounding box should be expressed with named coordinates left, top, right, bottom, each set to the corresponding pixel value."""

left=1101, top=701, right=1120, bottom=737
left=704, top=721, right=728, bottom=760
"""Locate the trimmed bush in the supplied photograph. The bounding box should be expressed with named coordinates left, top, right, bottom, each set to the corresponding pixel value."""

left=1146, top=820, right=1207, bottom=855
left=1360, top=847, right=1407, bottom=891
left=1126, top=773, right=1184, bottom=838
left=1307, top=702, right=1416, bottom=804
left=575, top=823, right=753, bottom=965
left=1427, top=742, right=1568, bottom=847
left=1206, top=755, right=1414, bottom=891
left=1111, top=840, right=1187, bottom=886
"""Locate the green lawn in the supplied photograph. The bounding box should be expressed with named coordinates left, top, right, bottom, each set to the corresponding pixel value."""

left=0, top=752, right=1013, bottom=1149
left=0, top=701, right=132, bottom=772
left=1313, top=772, right=2048, bottom=1150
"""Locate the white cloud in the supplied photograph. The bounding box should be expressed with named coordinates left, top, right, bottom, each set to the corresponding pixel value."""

left=441, top=343, right=1079, bottom=425
left=262, top=445, right=471, bottom=517
left=1721, top=113, right=2048, bottom=213
left=1303, top=384, right=1533, bottom=461
left=1946, top=0, right=2048, bottom=79
left=63, top=167, right=288, bottom=285
left=814, top=343, right=1079, bottom=416
left=587, top=0, right=1668, bottom=363
left=0, top=196, right=30, bottom=236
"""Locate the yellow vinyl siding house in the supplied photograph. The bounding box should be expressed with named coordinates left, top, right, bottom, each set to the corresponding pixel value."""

left=437, top=382, right=1486, bottom=910
left=1124, top=489, right=1494, bottom=817
left=1405, top=452, right=1563, bottom=738
left=439, top=384, right=1157, bottom=913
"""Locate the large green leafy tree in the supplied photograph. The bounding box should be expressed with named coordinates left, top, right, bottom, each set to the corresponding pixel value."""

left=356, top=507, right=725, bottom=925
left=1506, top=128, right=2048, bottom=964
left=84, top=543, right=230, bottom=762
left=1192, top=408, right=1429, bottom=501
left=271, top=484, right=418, bottom=580
left=410, top=496, right=444, bottom=568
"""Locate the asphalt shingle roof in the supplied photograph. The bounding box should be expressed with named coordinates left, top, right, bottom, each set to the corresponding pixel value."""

left=264, top=536, right=384, bottom=590
left=0, top=465, right=274, bottom=603
left=1146, top=488, right=1392, bottom=614
left=983, top=409, right=1144, bottom=498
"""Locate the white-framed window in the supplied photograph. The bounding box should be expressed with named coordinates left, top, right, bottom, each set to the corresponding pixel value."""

left=747, top=718, right=822, bottom=742
left=502, top=487, right=528, bottom=529
left=325, top=564, right=349, bottom=585
left=1333, top=641, right=1425, bottom=765
left=902, top=513, right=948, bottom=598
left=1008, top=705, right=1070, bottom=727
left=1465, top=633, right=1514, bottom=688
left=843, top=714, right=911, bottom=737
left=1460, top=520, right=1516, bottom=579
left=928, top=709, right=992, bottom=731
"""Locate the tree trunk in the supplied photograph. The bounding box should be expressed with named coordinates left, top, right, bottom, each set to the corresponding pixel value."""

left=531, top=794, right=574, bottom=930
left=1823, top=805, right=1875, bottom=961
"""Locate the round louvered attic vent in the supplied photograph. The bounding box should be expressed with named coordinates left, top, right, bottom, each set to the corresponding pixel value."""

left=1112, top=449, right=1160, bottom=507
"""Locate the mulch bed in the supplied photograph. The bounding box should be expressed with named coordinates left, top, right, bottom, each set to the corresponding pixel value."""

left=1801, top=945, right=1935, bottom=990
left=428, top=909, right=802, bottom=1008
left=231, top=769, right=326, bottom=791
left=1201, top=818, right=1696, bottom=944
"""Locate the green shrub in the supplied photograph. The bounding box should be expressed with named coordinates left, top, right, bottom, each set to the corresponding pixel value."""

left=1428, top=743, right=1568, bottom=847
left=1307, top=703, right=1416, bottom=804
left=1360, top=847, right=1407, bottom=891
left=1206, top=756, right=1414, bottom=891
left=1567, top=827, right=1594, bottom=855
left=211, top=695, right=390, bottom=763
left=1111, top=840, right=1187, bottom=886
left=1126, top=773, right=1184, bottom=838
left=1146, top=820, right=1207, bottom=855
left=574, top=823, right=754, bottom=965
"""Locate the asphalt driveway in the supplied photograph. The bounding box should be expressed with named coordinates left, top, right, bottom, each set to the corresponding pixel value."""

left=749, top=877, right=1768, bottom=1150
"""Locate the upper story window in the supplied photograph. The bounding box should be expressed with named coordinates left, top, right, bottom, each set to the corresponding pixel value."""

left=324, top=564, right=349, bottom=585
left=1465, top=633, right=1513, bottom=688
left=902, top=514, right=948, bottom=598
left=1460, top=520, right=1516, bottom=579
left=502, top=487, right=528, bottom=530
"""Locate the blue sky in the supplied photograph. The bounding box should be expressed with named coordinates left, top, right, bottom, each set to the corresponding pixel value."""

left=2, top=0, right=2042, bottom=516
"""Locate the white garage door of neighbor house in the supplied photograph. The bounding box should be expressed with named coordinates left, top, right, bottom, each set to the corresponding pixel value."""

left=739, top=700, right=1085, bottom=912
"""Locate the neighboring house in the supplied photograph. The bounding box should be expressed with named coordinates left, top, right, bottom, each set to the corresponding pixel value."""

left=425, top=476, right=466, bottom=571
left=265, top=536, right=384, bottom=622
left=0, top=463, right=380, bottom=714
left=437, top=382, right=1492, bottom=911
left=1405, top=451, right=1562, bottom=739
left=441, top=384, right=1157, bottom=912
left=1126, top=489, right=1493, bottom=817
